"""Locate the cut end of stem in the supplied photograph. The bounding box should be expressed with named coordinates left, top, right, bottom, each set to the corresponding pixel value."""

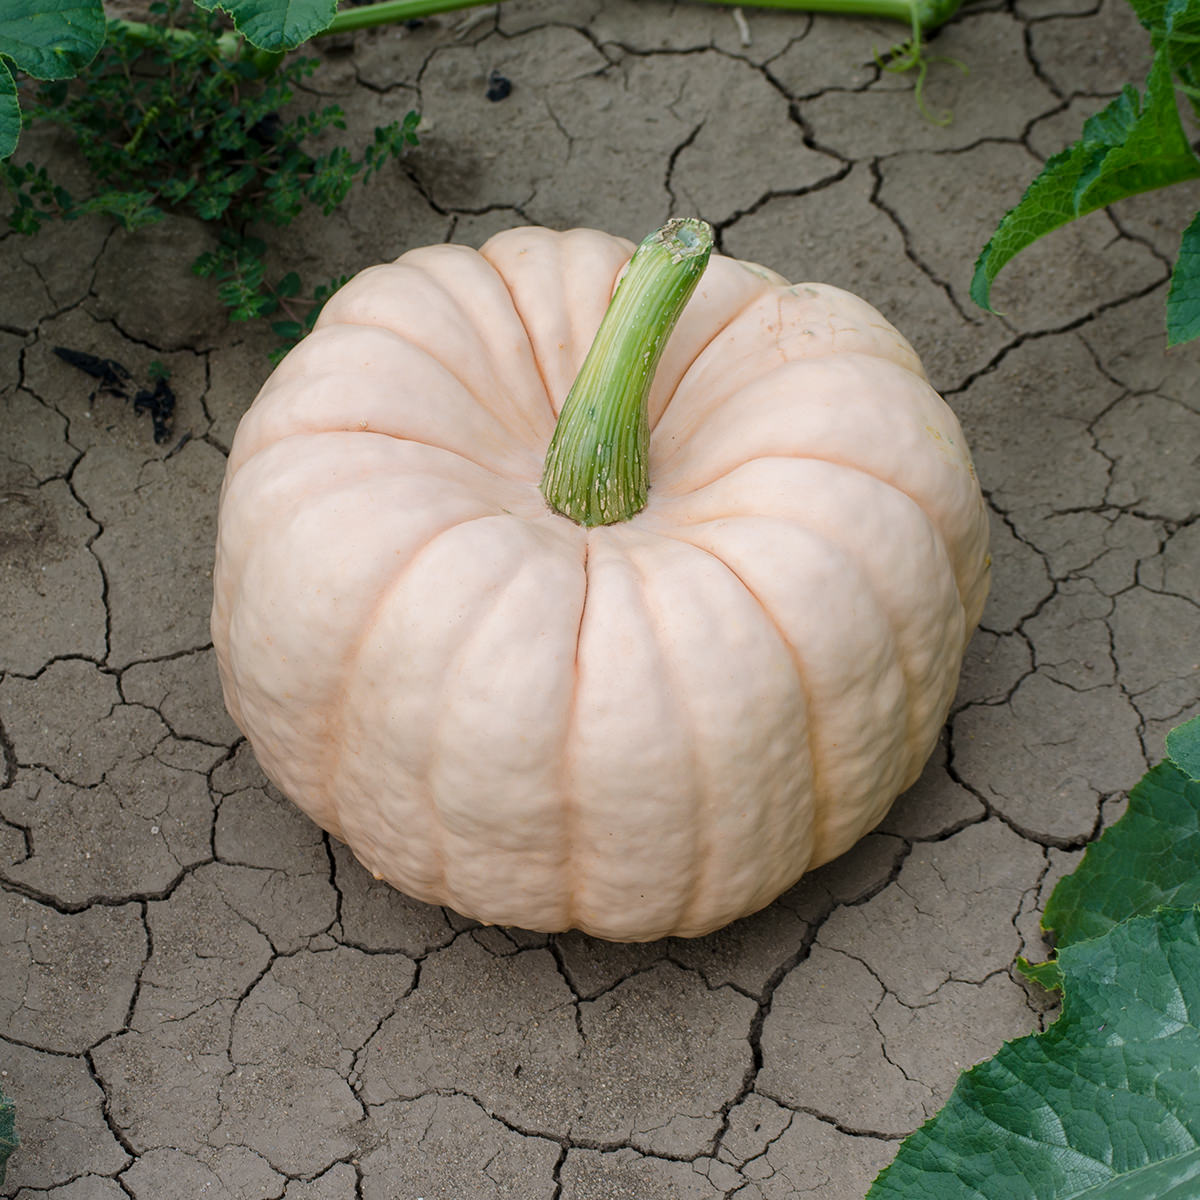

left=540, top=218, right=714, bottom=528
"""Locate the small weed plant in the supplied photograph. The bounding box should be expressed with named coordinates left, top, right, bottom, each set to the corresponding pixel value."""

left=2, top=0, right=418, bottom=349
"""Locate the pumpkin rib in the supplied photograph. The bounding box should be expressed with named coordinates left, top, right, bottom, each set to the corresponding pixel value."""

left=465, top=250, right=556, bottom=422
left=557, top=536, right=590, bottom=933
left=682, top=507, right=942, bottom=830
left=667, top=449, right=965, bottom=602
left=326, top=513, right=583, bottom=925
left=315, top=257, right=551, bottom=447
left=617, top=526, right=812, bottom=936
left=656, top=454, right=970, bottom=662
left=675, top=519, right=917, bottom=868
left=222, top=469, right=507, bottom=841
left=296, top=320, right=544, bottom=453
left=404, top=247, right=559, bottom=444
left=213, top=460, right=499, bottom=844
left=649, top=291, right=927, bottom=442
left=479, top=227, right=640, bottom=419
left=423, top=546, right=542, bottom=918
left=660, top=429, right=984, bottom=633
left=214, top=435, right=429, bottom=672
left=232, top=426, right=536, bottom=499
left=669, top=532, right=826, bottom=877
left=478, top=230, right=602, bottom=421
left=646, top=282, right=774, bottom=436
left=620, top=547, right=709, bottom=935
left=215, top=438, right=532, bottom=706
left=316, top=509, right=518, bottom=882
left=650, top=353, right=946, bottom=480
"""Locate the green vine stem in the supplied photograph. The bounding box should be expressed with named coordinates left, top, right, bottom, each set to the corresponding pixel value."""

left=324, top=0, right=501, bottom=34
left=688, top=0, right=962, bottom=29
left=323, top=0, right=965, bottom=36
left=540, top=218, right=713, bottom=528
left=112, top=0, right=966, bottom=71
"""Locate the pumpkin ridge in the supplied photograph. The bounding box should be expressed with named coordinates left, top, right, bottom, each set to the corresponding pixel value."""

left=650, top=351, right=936, bottom=478
left=676, top=508, right=937, bottom=839
left=621, top=547, right=711, bottom=936
left=214, top=440, right=436, bottom=700
left=663, top=451, right=967, bottom=614
left=664, top=531, right=823, bottom=882
left=646, top=280, right=773, bottom=436
left=316, top=252, right=551, bottom=447
left=557, top=536, right=590, bottom=933
left=478, top=227, right=641, bottom=425
left=648, top=294, right=929, bottom=446
left=423, top=544, right=539, bottom=915
left=304, top=319, right=545, bottom=451
left=239, top=428, right=538, bottom=494
left=475, top=242, right=568, bottom=425
left=663, top=454, right=970, bottom=642
left=318, top=509, right=511, bottom=885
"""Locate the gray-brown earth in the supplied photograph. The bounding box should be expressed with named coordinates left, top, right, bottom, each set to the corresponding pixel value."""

left=2, top=0, right=1199, bottom=1195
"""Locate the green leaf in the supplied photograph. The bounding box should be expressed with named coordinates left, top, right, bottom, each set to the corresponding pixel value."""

left=867, top=906, right=1200, bottom=1200
left=271, top=318, right=302, bottom=340
left=1125, top=0, right=1200, bottom=93
left=1167, top=212, right=1200, bottom=345
left=1041, top=761, right=1200, bottom=948
left=0, top=0, right=106, bottom=79
left=1167, top=713, right=1200, bottom=781
left=0, top=1085, right=15, bottom=1184
left=1015, top=955, right=1064, bottom=991
left=193, top=0, right=338, bottom=51
left=0, top=59, right=18, bottom=158
left=971, top=50, right=1200, bottom=313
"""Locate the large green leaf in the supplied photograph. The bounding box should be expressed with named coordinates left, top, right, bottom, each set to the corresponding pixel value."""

left=1167, top=213, right=1200, bottom=345
left=970, top=50, right=1200, bottom=314
left=193, top=0, right=338, bottom=50
left=0, top=0, right=106, bottom=79
left=0, top=1085, right=15, bottom=1185
left=0, top=0, right=105, bottom=158
left=1168, top=714, right=1200, bottom=781
left=867, top=906, right=1200, bottom=1199
left=0, top=58, right=18, bottom=159
left=1043, top=760, right=1200, bottom=948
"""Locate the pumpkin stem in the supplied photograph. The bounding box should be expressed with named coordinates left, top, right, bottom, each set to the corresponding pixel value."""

left=540, top=218, right=714, bottom=527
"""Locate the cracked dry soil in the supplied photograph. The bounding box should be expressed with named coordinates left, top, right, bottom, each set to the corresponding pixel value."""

left=2, top=0, right=1200, bottom=1196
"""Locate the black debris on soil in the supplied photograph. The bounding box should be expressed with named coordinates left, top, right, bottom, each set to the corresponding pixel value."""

left=53, top=347, right=131, bottom=393
left=54, top=346, right=177, bottom=444
left=133, top=377, right=176, bottom=444
left=486, top=69, right=513, bottom=102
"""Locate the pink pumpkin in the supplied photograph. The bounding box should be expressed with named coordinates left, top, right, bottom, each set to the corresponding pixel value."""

left=212, top=221, right=988, bottom=942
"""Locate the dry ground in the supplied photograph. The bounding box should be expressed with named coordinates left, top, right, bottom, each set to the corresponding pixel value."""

left=2, top=0, right=1199, bottom=1196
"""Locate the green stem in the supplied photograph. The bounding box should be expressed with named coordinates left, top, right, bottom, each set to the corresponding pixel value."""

left=322, top=0, right=963, bottom=38
left=113, top=0, right=964, bottom=69
left=324, top=0, right=501, bottom=34
left=540, top=218, right=713, bottom=528
left=688, top=0, right=962, bottom=30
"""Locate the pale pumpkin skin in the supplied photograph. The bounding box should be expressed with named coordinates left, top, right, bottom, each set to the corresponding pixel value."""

left=212, top=225, right=990, bottom=942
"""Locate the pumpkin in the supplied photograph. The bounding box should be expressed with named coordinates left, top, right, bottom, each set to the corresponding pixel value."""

left=211, top=219, right=989, bottom=942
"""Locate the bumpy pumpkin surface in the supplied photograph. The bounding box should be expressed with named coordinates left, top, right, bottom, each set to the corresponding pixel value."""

left=212, top=225, right=989, bottom=942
